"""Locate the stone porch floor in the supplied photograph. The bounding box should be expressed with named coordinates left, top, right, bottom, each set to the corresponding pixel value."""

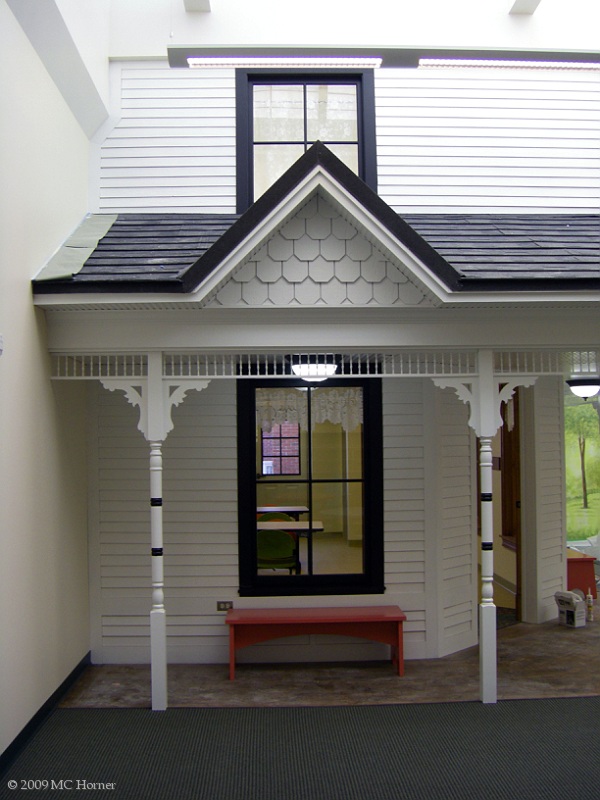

left=60, top=612, right=600, bottom=708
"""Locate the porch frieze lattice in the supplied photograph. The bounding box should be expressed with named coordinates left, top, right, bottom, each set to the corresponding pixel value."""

left=50, top=348, right=598, bottom=381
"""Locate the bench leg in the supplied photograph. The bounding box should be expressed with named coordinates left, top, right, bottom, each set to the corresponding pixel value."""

left=397, top=622, right=404, bottom=676
left=229, top=627, right=236, bottom=680
left=391, top=622, right=404, bottom=676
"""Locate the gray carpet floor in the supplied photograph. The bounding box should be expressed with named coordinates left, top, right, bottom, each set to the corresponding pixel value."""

left=2, top=698, right=599, bottom=800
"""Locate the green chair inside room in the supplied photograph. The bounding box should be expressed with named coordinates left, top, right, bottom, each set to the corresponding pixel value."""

left=257, top=512, right=302, bottom=573
left=257, top=529, right=300, bottom=574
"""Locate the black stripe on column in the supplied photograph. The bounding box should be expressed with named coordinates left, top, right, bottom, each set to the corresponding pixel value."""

left=151, top=548, right=163, bottom=557
left=481, top=493, right=492, bottom=502
left=481, top=542, right=493, bottom=551
left=151, top=498, right=163, bottom=507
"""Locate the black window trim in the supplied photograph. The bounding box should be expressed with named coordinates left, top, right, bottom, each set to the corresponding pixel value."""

left=237, top=376, right=384, bottom=597
left=235, top=68, right=377, bottom=213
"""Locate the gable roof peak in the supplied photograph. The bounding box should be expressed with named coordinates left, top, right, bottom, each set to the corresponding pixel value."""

left=177, top=142, right=460, bottom=296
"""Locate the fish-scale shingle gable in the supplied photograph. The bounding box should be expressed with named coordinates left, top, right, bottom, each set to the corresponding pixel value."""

left=205, top=192, right=434, bottom=308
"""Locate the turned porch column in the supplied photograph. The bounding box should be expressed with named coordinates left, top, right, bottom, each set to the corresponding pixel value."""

left=149, top=439, right=167, bottom=710
left=434, top=350, right=536, bottom=703
left=102, top=353, right=210, bottom=711
left=478, top=433, right=496, bottom=703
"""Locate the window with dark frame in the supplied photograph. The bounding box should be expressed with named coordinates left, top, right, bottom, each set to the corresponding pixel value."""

left=236, top=69, right=377, bottom=212
left=261, top=422, right=301, bottom=476
left=237, top=377, right=384, bottom=597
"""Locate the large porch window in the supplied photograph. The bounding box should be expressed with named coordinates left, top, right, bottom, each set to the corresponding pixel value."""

left=237, top=377, right=383, bottom=596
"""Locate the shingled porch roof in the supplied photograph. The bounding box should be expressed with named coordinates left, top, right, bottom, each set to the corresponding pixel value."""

left=32, top=143, right=600, bottom=296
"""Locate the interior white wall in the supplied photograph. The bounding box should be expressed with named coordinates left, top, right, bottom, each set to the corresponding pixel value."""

left=0, top=1, right=91, bottom=756
left=109, top=0, right=600, bottom=59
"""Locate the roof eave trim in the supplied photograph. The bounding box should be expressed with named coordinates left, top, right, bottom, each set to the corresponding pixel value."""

left=32, top=277, right=187, bottom=295
left=459, top=278, right=600, bottom=293
left=33, top=288, right=600, bottom=310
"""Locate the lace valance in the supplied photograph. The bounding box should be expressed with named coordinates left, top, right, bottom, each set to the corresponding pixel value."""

left=256, top=387, right=363, bottom=433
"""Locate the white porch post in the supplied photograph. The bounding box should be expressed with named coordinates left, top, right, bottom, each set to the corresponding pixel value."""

left=149, top=439, right=167, bottom=710
left=102, top=354, right=210, bottom=711
left=145, top=353, right=168, bottom=711
left=434, top=350, right=536, bottom=703
left=478, top=435, right=496, bottom=703
left=475, top=351, right=499, bottom=704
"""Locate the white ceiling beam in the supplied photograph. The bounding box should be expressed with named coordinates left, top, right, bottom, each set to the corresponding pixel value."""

left=183, top=0, right=211, bottom=10
left=509, top=0, right=543, bottom=14
left=5, top=0, right=108, bottom=137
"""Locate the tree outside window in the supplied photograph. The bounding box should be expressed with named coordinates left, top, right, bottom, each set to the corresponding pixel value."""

left=565, top=393, right=600, bottom=542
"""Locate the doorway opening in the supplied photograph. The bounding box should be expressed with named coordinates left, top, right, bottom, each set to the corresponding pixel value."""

left=494, top=392, right=521, bottom=627
left=477, top=393, right=521, bottom=627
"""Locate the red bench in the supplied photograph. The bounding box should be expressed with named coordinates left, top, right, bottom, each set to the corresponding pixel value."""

left=225, top=605, right=406, bottom=680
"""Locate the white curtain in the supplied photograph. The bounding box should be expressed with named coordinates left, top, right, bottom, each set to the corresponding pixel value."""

left=256, top=387, right=363, bottom=432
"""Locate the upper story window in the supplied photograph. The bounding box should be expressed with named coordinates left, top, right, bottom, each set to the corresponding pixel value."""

left=236, top=70, right=377, bottom=212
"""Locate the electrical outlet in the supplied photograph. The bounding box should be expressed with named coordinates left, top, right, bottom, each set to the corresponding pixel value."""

left=217, top=601, right=233, bottom=611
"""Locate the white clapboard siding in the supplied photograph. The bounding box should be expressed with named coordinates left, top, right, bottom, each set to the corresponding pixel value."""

left=434, top=387, right=477, bottom=655
left=375, top=67, right=600, bottom=213
left=92, top=376, right=437, bottom=663
left=98, top=65, right=237, bottom=213
left=383, top=379, right=426, bottom=588
left=96, top=62, right=600, bottom=215
left=90, top=376, right=494, bottom=665
left=531, top=377, right=567, bottom=621
left=92, top=379, right=238, bottom=663
left=382, top=379, right=427, bottom=654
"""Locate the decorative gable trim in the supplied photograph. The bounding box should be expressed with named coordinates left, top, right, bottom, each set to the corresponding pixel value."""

left=205, top=191, right=434, bottom=308
left=180, top=143, right=460, bottom=303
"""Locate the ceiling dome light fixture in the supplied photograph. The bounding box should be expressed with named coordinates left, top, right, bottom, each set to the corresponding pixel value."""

left=566, top=378, right=600, bottom=401
left=291, top=354, right=339, bottom=383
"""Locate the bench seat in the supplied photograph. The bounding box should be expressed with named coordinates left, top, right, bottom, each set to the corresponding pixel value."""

left=225, top=605, right=406, bottom=680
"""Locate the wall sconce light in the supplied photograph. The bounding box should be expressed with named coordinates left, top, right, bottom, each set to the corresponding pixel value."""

left=566, top=378, right=600, bottom=401
left=290, top=354, right=339, bottom=383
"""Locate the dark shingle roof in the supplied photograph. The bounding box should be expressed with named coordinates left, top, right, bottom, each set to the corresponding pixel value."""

left=403, top=214, right=600, bottom=290
left=78, top=214, right=240, bottom=284
left=32, top=143, right=600, bottom=295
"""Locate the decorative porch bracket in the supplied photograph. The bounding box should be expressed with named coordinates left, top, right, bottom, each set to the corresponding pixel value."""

left=101, top=353, right=210, bottom=711
left=433, top=350, right=536, bottom=704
